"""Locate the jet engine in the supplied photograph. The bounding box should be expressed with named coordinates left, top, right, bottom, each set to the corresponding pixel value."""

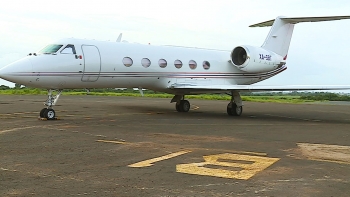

left=230, top=45, right=284, bottom=73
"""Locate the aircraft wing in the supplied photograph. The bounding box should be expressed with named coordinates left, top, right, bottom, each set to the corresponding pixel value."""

left=169, top=84, right=350, bottom=92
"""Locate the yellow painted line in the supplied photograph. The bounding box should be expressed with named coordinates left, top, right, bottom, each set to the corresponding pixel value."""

left=13, top=112, right=25, bottom=115
left=192, top=105, right=199, bottom=110
left=176, top=153, right=279, bottom=180
left=0, top=126, right=43, bottom=134
left=96, top=140, right=127, bottom=144
left=22, top=116, right=37, bottom=118
left=0, top=114, right=13, bottom=116
left=186, top=149, right=267, bottom=156
left=59, top=125, right=80, bottom=128
left=129, top=150, right=191, bottom=168
left=231, top=151, right=267, bottom=156
left=1, top=167, right=17, bottom=172
left=0, top=117, right=16, bottom=120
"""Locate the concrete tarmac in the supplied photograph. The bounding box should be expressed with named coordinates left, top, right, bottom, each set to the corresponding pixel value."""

left=1, top=95, right=350, bottom=197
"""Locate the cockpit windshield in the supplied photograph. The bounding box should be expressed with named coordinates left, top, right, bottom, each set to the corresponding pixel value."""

left=60, top=44, right=76, bottom=54
left=39, top=44, right=63, bottom=54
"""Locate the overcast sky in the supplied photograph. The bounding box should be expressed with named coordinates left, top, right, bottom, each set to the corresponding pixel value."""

left=1, top=0, right=350, bottom=88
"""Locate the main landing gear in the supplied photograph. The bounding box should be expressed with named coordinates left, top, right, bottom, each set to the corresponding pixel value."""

left=39, top=89, right=62, bottom=120
left=226, top=91, right=243, bottom=116
left=171, top=95, right=190, bottom=112
left=171, top=91, right=243, bottom=116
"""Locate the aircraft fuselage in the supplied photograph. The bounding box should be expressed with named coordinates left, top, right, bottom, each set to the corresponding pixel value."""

left=1, top=38, right=285, bottom=94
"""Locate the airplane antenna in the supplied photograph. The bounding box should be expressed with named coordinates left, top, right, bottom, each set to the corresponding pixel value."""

left=117, top=33, right=122, bottom=42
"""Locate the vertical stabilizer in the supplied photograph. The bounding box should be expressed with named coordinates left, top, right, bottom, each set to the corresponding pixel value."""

left=261, top=17, right=294, bottom=58
left=250, top=16, right=350, bottom=60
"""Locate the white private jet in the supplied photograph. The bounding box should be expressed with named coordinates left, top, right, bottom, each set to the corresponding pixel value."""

left=1, top=16, right=350, bottom=120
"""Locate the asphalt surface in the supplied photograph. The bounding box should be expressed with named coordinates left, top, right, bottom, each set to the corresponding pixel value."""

left=1, top=95, right=350, bottom=197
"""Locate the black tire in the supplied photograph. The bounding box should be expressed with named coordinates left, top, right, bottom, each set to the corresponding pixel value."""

left=44, top=109, right=56, bottom=120
left=234, top=105, right=243, bottom=116
left=180, top=100, right=190, bottom=112
left=227, top=103, right=233, bottom=116
left=227, top=103, right=242, bottom=116
left=175, top=103, right=182, bottom=112
left=40, top=108, right=47, bottom=118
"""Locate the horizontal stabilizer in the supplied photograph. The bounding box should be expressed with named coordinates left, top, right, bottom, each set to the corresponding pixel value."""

left=250, top=16, right=350, bottom=27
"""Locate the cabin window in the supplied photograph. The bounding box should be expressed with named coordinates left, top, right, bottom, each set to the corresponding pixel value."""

left=159, top=59, right=167, bottom=68
left=60, top=44, right=76, bottom=54
left=39, top=44, right=63, bottom=54
left=189, top=60, right=197, bottom=69
left=203, top=61, right=210, bottom=70
left=174, top=59, right=182, bottom=69
left=123, top=57, right=133, bottom=67
left=141, top=58, right=151, bottom=68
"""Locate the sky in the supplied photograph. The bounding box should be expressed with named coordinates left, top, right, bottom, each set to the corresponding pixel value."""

left=1, top=0, right=350, bottom=89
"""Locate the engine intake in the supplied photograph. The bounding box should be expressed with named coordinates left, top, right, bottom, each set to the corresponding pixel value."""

left=230, top=45, right=284, bottom=73
left=231, top=46, right=248, bottom=66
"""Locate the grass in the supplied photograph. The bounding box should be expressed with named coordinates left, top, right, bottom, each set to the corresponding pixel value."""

left=0, top=89, right=313, bottom=103
left=241, top=96, right=310, bottom=103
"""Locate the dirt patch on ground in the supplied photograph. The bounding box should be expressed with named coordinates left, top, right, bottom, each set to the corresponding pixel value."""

left=297, top=143, right=350, bottom=164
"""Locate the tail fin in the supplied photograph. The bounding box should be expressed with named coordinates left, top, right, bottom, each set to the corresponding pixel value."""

left=250, top=16, right=350, bottom=59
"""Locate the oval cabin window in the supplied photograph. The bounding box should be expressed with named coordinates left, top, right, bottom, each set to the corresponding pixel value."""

left=189, top=60, right=197, bottom=69
left=123, top=57, right=133, bottom=67
left=141, top=58, right=151, bottom=68
left=203, top=61, right=210, bottom=70
left=174, top=59, right=182, bottom=69
left=159, top=59, right=167, bottom=68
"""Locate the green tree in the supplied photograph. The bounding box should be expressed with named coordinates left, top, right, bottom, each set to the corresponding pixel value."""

left=0, top=85, right=10, bottom=90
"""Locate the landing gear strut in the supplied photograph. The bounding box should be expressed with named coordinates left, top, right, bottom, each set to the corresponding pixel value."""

left=39, top=89, right=62, bottom=120
left=227, top=91, right=243, bottom=116
left=171, top=95, right=190, bottom=112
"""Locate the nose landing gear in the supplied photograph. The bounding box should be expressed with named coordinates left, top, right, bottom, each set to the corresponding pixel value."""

left=40, top=108, right=57, bottom=120
left=39, top=89, right=62, bottom=120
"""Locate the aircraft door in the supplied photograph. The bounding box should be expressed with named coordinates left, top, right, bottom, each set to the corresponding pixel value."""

left=81, top=45, right=101, bottom=82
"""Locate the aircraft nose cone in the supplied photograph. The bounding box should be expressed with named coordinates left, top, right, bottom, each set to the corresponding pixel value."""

left=0, top=58, right=33, bottom=84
